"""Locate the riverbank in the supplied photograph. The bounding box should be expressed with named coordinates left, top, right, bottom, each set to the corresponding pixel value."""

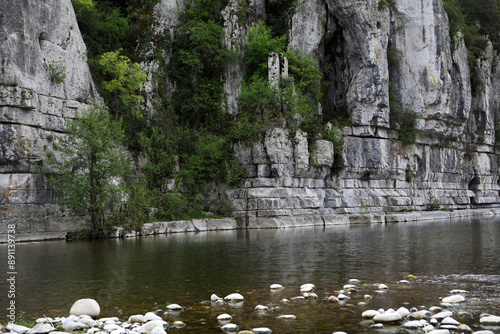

left=2, top=208, right=500, bottom=243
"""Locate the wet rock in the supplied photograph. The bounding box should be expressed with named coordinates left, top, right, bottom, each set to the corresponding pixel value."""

left=479, top=315, right=500, bottom=325
left=277, top=315, right=296, bottom=320
left=70, top=298, right=100, bottom=317
left=77, top=318, right=97, bottom=327
left=27, top=324, right=55, bottom=334
left=373, top=309, right=402, bottom=323
left=456, top=311, right=474, bottom=321
left=255, top=305, right=270, bottom=312
left=397, top=307, right=410, bottom=318
left=403, top=320, right=424, bottom=329
left=362, top=310, right=380, bottom=318
left=217, top=314, right=232, bottom=322
left=62, top=320, right=88, bottom=331
left=411, top=310, right=432, bottom=319
left=35, top=318, right=54, bottom=324
left=441, top=317, right=460, bottom=326
left=172, top=321, right=186, bottom=328
left=441, top=295, right=465, bottom=304
left=270, top=284, right=283, bottom=290
left=456, top=324, right=472, bottom=332
left=473, top=331, right=495, bottom=334
left=221, top=323, right=239, bottom=333
left=110, top=328, right=126, bottom=334
left=378, top=284, right=389, bottom=290
left=300, top=283, right=315, bottom=292
left=349, top=279, right=360, bottom=284
left=166, top=303, right=182, bottom=310
left=224, top=293, right=244, bottom=302
left=211, top=294, right=222, bottom=302
left=327, top=296, right=339, bottom=303
left=432, top=311, right=453, bottom=320
left=103, top=324, right=120, bottom=331
left=303, top=292, right=318, bottom=299
left=252, top=328, right=272, bottom=334
left=427, top=330, right=451, bottom=334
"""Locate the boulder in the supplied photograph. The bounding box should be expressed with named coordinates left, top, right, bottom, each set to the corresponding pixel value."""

left=70, top=298, right=100, bottom=317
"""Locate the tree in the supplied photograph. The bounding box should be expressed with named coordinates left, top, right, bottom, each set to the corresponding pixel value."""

left=41, top=106, right=131, bottom=231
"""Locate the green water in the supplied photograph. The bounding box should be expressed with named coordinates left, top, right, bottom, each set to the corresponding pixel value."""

left=1, top=217, right=499, bottom=333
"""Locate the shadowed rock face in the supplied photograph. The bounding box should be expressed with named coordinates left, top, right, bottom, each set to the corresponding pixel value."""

left=0, top=0, right=99, bottom=234
left=2, top=0, right=500, bottom=238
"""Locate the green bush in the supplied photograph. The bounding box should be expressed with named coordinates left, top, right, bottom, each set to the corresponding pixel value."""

left=43, top=59, right=66, bottom=84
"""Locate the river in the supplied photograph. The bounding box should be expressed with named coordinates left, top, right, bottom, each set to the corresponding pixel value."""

left=1, top=216, right=499, bottom=333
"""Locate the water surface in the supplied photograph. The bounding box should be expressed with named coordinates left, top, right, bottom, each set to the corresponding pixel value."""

left=1, top=217, right=499, bottom=333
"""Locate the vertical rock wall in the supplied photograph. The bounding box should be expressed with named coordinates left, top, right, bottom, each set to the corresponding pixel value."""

left=0, top=0, right=99, bottom=237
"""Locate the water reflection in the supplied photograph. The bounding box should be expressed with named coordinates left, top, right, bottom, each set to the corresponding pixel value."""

left=0, top=217, right=499, bottom=331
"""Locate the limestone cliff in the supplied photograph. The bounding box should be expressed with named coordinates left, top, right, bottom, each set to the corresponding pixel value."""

left=2, top=0, right=500, bottom=237
left=0, top=0, right=99, bottom=237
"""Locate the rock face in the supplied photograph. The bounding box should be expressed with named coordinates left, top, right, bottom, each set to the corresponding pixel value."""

left=2, top=0, right=500, bottom=237
left=0, top=0, right=98, bottom=238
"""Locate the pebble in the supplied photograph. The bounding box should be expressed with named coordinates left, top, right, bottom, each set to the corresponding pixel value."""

left=441, top=294, right=465, bottom=304
left=103, top=324, right=120, bottom=331
left=252, top=328, right=272, bottom=334
left=343, top=284, right=357, bottom=290
left=224, top=293, right=244, bottom=302
left=150, top=326, right=166, bottom=334
left=303, top=292, right=318, bottom=299
left=136, top=320, right=167, bottom=333
left=144, top=312, right=162, bottom=321
left=172, top=321, right=186, bottom=328
left=166, top=303, right=182, bottom=310
left=432, top=311, right=453, bottom=319
left=427, top=330, right=450, bottom=334
left=441, top=317, right=460, bottom=326
left=479, top=315, right=500, bottom=325
left=378, top=283, right=389, bottom=290
left=270, top=284, right=283, bottom=290
left=70, top=299, right=100, bottom=317
left=362, top=310, right=380, bottom=318
left=221, top=323, right=238, bottom=333
left=396, top=307, right=410, bottom=318
left=217, top=313, right=232, bottom=321
left=403, top=320, right=424, bottom=328
left=211, top=294, right=221, bottom=301
left=300, top=283, right=315, bottom=292
left=278, top=315, right=296, bottom=320
left=327, top=295, right=339, bottom=303
left=255, top=305, right=270, bottom=312
left=373, top=309, right=402, bottom=323
left=128, top=315, right=145, bottom=323
left=28, top=324, right=55, bottom=334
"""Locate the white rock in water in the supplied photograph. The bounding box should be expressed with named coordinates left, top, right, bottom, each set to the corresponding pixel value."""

left=349, top=279, right=360, bottom=284
left=150, top=326, right=167, bottom=334
left=166, top=303, right=182, bottom=310
left=441, top=317, right=460, bottom=326
left=70, top=298, right=100, bottom=317
left=27, top=324, right=55, bottom=334
left=337, top=293, right=350, bottom=300
left=255, top=304, right=270, bottom=311
left=221, top=323, right=238, bottom=333
left=136, top=320, right=168, bottom=333
left=270, top=284, right=283, bottom=290
left=343, top=284, right=357, bottom=290
left=373, top=310, right=402, bottom=323
left=172, top=321, right=186, bottom=328
left=398, top=280, right=411, bottom=284
left=144, top=312, right=162, bottom=321
left=480, top=315, right=500, bottom=325
left=378, top=283, right=389, bottom=290
left=403, top=320, right=424, bottom=328
left=441, top=295, right=465, bottom=304
left=362, top=310, right=380, bottom=318
left=35, top=318, right=54, bottom=324
left=99, top=317, right=119, bottom=323
left=128, top=315, right=145, bottom=323
left=397, top=307, right=410, bottom=318
left=224, top=293, right=244, bottom=301
left=252, top=327, right=272, bottom=334
left=217, top=313, right=232, bottom=321
left=211, top=294, right=221, bottom=301
left=411, top=310, right=432, bottom=319
left=332, top=332, right=348, bottom=334
left=300, top=283, right=315, bottom=292
left=473, top=331, right=495, bottom=334
left=450, top=289, right=468, bottom=294
left=303, top=292, right=318, bottom=299
left=88, top=329, right=101, bottom=334
left=278, top=315, right=296, bottom=320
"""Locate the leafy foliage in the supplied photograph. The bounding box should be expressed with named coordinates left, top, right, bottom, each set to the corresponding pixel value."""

left=43, top=60, right=66, bottom=84
left=41, top=106, right=131, bottom=231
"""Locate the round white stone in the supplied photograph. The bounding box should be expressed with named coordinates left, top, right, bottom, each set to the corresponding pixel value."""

left=144, top=312, right=162, bottom=321
left=27, top=324, right=55, bottom=334
left=427, top=330, right=450, bottom=334
left=480, top=315, right=500, bottom=325
left=77, top=318, right=97, bottom=327
left=403, top=320, right=424, bottom=328
left=70, top=299, right=100, bottom=317
left=303, top=292, right=318, bottom=299
left=252, top=327, right=272, bottom=334
left=397, top=307, right=410, bottom=318
left=210, top=294, right=220, bottom=301
left=441, top=317, right=460, bottom=325
left=378, top=283, right=389, bottom=290
left=136, top=320, right=168, bottom=333
left=343, top=284, right=357, bottom=290
left=373, top=311, right=402, bottom=323
left=255, top=304, right=270, bottom=311
left=166, top=303, right=182, bottom=310
left=224, top=293, right=244, bottom=301
left=278, top=315, right=296, bottom=320
left=270, top=284, right=283, bottom=290
left=221, top=323, right=238, bottom=333
left=441, top=295, right=465, bottom=304
left=300, top=283, right=315, bottom=292
left=103, top=324, right=120, bottom=331
left=362, top=310, right=380, bottom=318
left=128, top=315, right=145, bottom=323
left=349, top=279, right=360, bottom=284
left=172, top=321, right=186, bottom=328
left=217, top=313, right=232, bottom=321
